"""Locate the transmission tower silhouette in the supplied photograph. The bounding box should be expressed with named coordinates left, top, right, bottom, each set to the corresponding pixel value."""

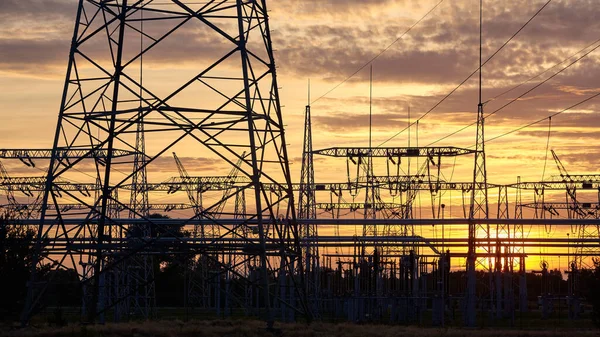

left=21, top=0, right=309, bottom=327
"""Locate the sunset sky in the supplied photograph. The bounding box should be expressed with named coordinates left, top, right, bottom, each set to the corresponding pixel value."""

left=0, top=0, right=598, bottom=269
left=1, top=1, right=598, bottom=180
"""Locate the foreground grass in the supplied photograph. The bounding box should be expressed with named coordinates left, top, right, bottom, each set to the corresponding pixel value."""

left=4, top=320, right=600, bottom=337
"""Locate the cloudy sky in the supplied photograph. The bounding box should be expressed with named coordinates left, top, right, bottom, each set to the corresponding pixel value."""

left=1, top=0, right=598, bottom=208
left=0, top=0, right=597, bottom=269
left=1, top=0, right=598, bottom=183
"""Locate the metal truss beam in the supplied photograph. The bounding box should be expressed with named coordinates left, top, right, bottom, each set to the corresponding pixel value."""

left=311, top=146, right=476, bottom=158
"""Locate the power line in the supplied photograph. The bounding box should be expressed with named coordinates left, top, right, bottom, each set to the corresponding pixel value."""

left=485, top=40, right=600, bottom=119
left=485, top=37, right=600, bottom=105
left=482, top=0, right=552, bottom=77
left=434, top=89, right=599, bottom=149
left=378, top=0, right=552, bottom=147
left=310, top=0, right=445, bottom=105
left=426, top=39, right=600, bottom=146
left=485, top=91, right=600, bottom=144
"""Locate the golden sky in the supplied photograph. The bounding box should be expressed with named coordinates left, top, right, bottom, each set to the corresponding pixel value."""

left=0, top=1, right=598, bottom=180
left=0, top=0, right=598, bottom=270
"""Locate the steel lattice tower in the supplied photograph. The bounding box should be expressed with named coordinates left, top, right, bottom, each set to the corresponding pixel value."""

left=298, top=103, right=320, bottom=316
left=465, top=102, right=489, bottom=327
left=466, top=1, right=490, bottom=326
left=551, top=151, right=600, bottom=269
left=495, top=185, right=511, bottom=319
left=123, top=103, right=156, bottom=320
left=125, top=10, right=155, bottom=311
left=22, top=0, right=308, bottom=327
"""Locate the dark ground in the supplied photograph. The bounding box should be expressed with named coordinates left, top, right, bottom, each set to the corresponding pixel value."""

left=3, top=319, right=600, bottom=337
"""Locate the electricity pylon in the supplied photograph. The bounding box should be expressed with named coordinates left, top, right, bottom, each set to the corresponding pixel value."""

left=466, top=0, right=490, bottom=326
left=21, top=0, right=308, bottom=327
left=298, top=102, right=319, bottom=318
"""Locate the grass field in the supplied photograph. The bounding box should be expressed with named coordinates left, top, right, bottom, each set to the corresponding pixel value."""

left=4, top=319, right=600, bottom=337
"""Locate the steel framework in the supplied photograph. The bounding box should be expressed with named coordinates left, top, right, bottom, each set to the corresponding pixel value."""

left=21, top=0, right=308, bottom=327
left=1, top=0, right=597, bottom=330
